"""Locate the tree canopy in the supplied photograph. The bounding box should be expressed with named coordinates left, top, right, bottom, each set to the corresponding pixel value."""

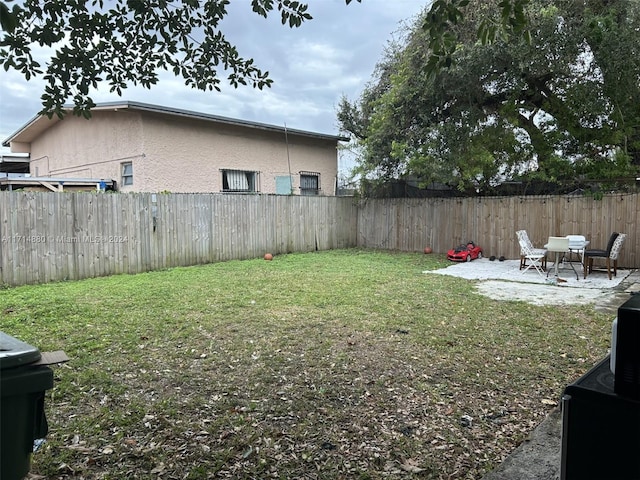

left=338, top=0, right=640, bottom=195
left=0, top=0, right=359, bottom=118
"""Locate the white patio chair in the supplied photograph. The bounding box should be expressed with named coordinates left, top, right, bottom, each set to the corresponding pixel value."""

left=566, top=234, right=587, bottom=264
left=517, top=234, right=547, bottom=277
left=516, top=230, right=547, bottom=271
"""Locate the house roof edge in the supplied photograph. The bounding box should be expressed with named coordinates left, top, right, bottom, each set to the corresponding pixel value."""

left=2, top=100, right=349, bottom=147
left=99, top=101, right=350, bottom=142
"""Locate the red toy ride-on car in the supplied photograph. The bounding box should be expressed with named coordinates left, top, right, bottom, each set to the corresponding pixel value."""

left=447, top=241, right=483, bottom=262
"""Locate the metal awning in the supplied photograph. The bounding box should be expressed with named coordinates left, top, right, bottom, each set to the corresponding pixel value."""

left=0, top=175, right=114, bottom=192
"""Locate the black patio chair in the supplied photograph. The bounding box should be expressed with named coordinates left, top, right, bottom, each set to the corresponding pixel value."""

left=583, top=232, right=621, bottom=279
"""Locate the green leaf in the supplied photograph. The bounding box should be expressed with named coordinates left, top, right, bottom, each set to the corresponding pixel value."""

left=0, top=2, right=20, bottom=33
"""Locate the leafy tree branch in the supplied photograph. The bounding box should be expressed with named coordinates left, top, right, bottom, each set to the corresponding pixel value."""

left=338, top=0, right=640, bottom=194
left=0, top=0, right=360, bottom=118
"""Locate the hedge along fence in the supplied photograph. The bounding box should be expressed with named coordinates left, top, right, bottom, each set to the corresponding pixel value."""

left=356, top=193, right=639, bottom=269
left=0, top=191, right=637, bottom=286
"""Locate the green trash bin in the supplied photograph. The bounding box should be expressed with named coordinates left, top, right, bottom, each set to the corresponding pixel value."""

left=0, top=332, right=54, bottom=480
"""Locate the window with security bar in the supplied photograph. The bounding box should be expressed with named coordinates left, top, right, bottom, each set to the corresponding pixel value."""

left=222, top=169, right=258, bottom=193
left=299, top=171, right=320, bottom=195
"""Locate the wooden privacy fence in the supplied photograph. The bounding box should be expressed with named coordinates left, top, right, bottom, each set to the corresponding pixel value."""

left=357, top=193, right=639, bottom=269
left=1, top=191, right=638, bottom=286
left=0, top=192, right=358, bottom=286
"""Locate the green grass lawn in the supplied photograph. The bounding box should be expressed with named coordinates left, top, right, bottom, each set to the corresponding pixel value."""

left=1, top=249, right=612, bottom=479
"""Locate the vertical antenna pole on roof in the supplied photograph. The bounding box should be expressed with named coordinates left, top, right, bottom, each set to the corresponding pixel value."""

left=284, top=122, right=293, bottom=194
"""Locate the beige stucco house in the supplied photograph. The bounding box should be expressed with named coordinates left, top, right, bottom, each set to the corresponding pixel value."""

left=2, top=101, right=347, bottom=194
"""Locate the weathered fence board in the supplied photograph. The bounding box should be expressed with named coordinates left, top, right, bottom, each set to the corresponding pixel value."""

left=0, top=192, right=360, bottom=286
left=357, top=194, right=639, bottom=269
left=1, top=191, right=638, bottom=287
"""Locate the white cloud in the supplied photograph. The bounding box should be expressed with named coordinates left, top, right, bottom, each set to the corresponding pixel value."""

left=0, top=0, right=426, bottom=154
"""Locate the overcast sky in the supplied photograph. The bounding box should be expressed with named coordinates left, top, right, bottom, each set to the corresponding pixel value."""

left=0, top=0, right=427, bottom=172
